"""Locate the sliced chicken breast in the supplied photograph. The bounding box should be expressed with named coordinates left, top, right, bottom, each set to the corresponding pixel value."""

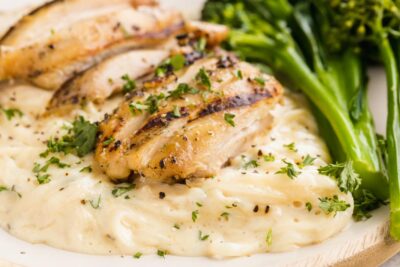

left=95, top=52, right=283, bottom=182
left=0, top=0, right=183, bottom=90
left=46, top=21, right=229, bottom=114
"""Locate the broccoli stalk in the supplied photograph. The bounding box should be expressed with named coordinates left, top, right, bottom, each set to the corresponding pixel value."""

left=202, top=0, right=389, bottom=199
left=309, top=0, right=400, bottom=239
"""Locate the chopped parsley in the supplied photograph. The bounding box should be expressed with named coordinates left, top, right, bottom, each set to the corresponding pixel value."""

left=33, top=157, right=70, bottom=185
left=353, top=189, right=386, bottom=221
left=111, top=184, right=135, bottom=198
left=145, top=93, right=166, bottom=114
left=192, top=210, right=199, bottom=222
left=80, top=166, right=92, bottom=173
left=89, top=195, right=101, bottom=209
left=298, top=155, right=316, bottom=168
left=305, top=202, right=313, bottom=212
left=168, top=83, right=199, bottom=99
left=0, top=186, right=8, bottom=192
left=195, top=37, right=207, bottom=52
left=129, top=102, right=148, bottom=115
left=284, top=142, right=297, bottom=152
left=224, top=113, right=235, bottom=127
left=254, top=77, right=265, bottom=86
left=198, top=231, right=209, bottom=241
left=263, top=153, right=275, bottom=162
left=121, top=74, right=136, bottom=93
left=318, top=161, right=361, bottom=193
left=275, top=160, right=300, bottom=179
left=196, top=67, right=211, bottom=90
left=173, top=223, right=181, bottom=230
left=1, top=106, right=23, bottom=120
left=243, top=159, right=260, bottom=169
left=319, top=195, right=350, bottom=216
left=266, top=229, right=272, bottom=248
left=103, top=136, right=115, bottom=146
left=133, top=252, right=142, bottom=259
left=157, top=250, right=167, bottom=258
left=196, top=202, right=203, bottom=207
left=41, top=116, right=98, bottom=157
left=236, top=70, right=243, bottom=79
left=220, top=212, right=230, bottom=221
left=173, top=106, right=181, bottom=118
left=170, top=54, right=186, bottom=71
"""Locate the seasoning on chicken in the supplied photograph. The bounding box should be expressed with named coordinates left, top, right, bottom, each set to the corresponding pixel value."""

left=46, top=21, right=228, bottom=114
left=95, top=52, right=283, bottom=182
left=0, top=0, right=184, bottom=90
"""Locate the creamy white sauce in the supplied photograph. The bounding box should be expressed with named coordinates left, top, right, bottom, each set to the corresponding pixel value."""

left=0, top=84, right=353, bottom=258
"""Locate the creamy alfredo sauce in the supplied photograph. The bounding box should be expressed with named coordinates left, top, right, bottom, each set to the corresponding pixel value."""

left=0, top=84, right=353, bottom=258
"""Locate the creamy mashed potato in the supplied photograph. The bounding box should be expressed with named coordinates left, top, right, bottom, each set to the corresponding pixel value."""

left=0, top=84, right=353, bottom=258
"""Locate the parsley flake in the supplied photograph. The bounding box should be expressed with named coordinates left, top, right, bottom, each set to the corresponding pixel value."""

left=103, top=136, right=115, bottom=146
left=0, top=186, right=8, bottom=192
left=89, top=195, right=101, bottom=209
left=298, top=155, right=316, bottom=168
left=263, top=153, right=275, bottom=162
left=196, top=68, right=211, bottom=90
left=80, top=166, right=92, bottom=173
left=192, top=210, right=199, bottom=222
left=220, top=212, right=230, bottom=221
left=284, top=142, right=297, bottom=152
left=168, top=83, right=199, bottom=99
left=319, top=195, right=350, bottom=216
left=305, top=202, right=313, bottom=212
left=318, top=161, right=361, bottom=193
left=224, top=113, right=235, bottom=127
left=275, top=160, right=300, bottom=179
left=1, top=107, right=23, bottom=120
left=121, top=74, right=136, bottom=93
left=173, top=106, right=181, bottom=118
left=129, top=102, right=148, bottom=115
left=266, top=229, right=272, bottom=248
left=170, top=54, right=186, bottom=71
left=236, top=70, right=243, bottom=79
left=254, top=77, right=265, bottom=86
left=133, top=252, right=142, bottom=259
left=353, top=189, right=386, bottom=221
left=112, top=184, right=135, bottom=198
left=198, top=231, right=210, bottom=241
left=157, top=250, right=167, bottom=258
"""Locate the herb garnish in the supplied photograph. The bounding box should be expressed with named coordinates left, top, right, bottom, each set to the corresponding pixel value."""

left=173, top=106, right=181, bottom=118
left=80, top=166, right=92, bottom=173
left=319, top=195, right=350, bottom=216
left=198, top=231, right=210, bottom=241
left=254, top=77, right=265, bottom=86
left=353, top=189, right=386, bottom=221
left=266, top=229, right=272, bottom=248
left=41, top=116, right=98, bottom=157
left=173, top=223, right=181, bottom=230
left=121, top=74, right=136, bottom=93
left=263, top=153, right=275, bottom=162
left=170, top=54, right=186, bottom=71
left=103, top=136, right=115, bottom=146
left=89, top=195, right=101, bottom=209
left=284, top=142, right=297, bottom=152
left=0, top=106, right=23, bottom=121
left=298, top=155, right=316, bottom=168
left=192, top=210, right=199, bottom=222
left=224, top=113, right=235, bottom=127
left=33, top=157, right=70, bottom=184
left=243, top=159, right=260, bottom=169
left=220, top=212, right=230, bottom=221
left=168, top=83, right=199, bottom=99
left=236, top=70, right=243, bottom=79
left=275, top=160, right=300, bottom=179
left=196, top=68, right=211, bottom=90
left=0, top=186, right=8, bottom=192
left=133, top=252, right=142, bottom=259
left=305, top=202, right=313, bottom=212
left=111, top=184, right=135, bottom=198
left=157, top=250, right=167, bottom=258
left=318, top=161, right=361, bottom=193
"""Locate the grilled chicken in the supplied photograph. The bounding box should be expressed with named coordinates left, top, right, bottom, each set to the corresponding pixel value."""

left=0, top=0, right=184, bottom=90
left=95, top=52, right=283, bottom=182
left=46, top=21, right=228, bottom=114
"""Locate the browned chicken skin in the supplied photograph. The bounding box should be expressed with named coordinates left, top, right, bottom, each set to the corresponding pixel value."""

left=0, top=0, right=183, bottom=90
left=95, top=51, right=283, bottom=182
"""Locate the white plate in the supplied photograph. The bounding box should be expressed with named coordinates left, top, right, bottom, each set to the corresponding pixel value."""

left=0, top=1, right=392, bottom=266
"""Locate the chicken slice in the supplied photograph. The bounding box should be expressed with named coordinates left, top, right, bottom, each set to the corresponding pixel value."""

left=47, top=49, right=170, bottom=114
left=0, top=0, right=183, bottom=90
left=46, top=21, right=228, bottom=114
left=95, top=52, right=283, bottom=182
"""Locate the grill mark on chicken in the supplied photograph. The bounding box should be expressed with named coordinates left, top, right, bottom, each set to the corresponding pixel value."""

left=196, top=90, right=274, bottom=120
left=138, top=107, right=190, bottom=134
